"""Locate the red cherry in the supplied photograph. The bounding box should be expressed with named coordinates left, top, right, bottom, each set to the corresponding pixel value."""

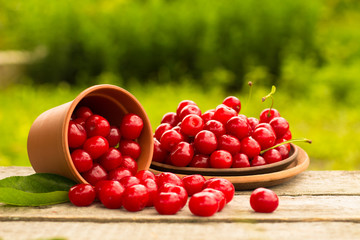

left=119, top=176, right=141, bottom=188
left=202, top=188, right=226, bottom=212
left=252, top=127, right=276, bottom=150
left=106, top=126, right=121, bottom=147
left=213, top=104, right=237, bottom=125
left=170, top=142, right=194, bottom=167
left=259, top=108, right=280, bottom=123
left=218, top=134, right=241, bottom=155
left=179, top=104, right=202, bottom=121
left=226, top=116, right=251, bottom=140
left=282, top=130, right=292, bottom=140
left=152, top=139, right=168, bottom=163
left=269, top=117, right=290, bottom=139
left=160, top=129, right=184, bottom=151
left=182, top=174, right=206, bottom=196
left=120, top=113, right=144, bottom=140
left=118, top=156, right=138, bottom=175
left=135, top=170, right=156, bottom=182
left=204, top=178, right=235, bottom=203
left=94, top=180, right=111, bottom=199
left=275, top=144, right=290, bottom=159
left=154, top=123, right=173, bottom=141
left=142, top=178, right=158, bottom=207
left=210, top=150, right=233, bottom=168
left=250, top=187, right=279, bottom=213
left=247, top=117, right=259, bottom=131
left=83, top=136, right=109, bottom=159
left=251, top=155, right=266, bottom=166
left=82, top=164, right=108, bottom=186
left=68, top=120, right=87, bottom=148
left=254, top=123, right=275, bottom=135
left=156, top=172, right=183, bottom=188
left=98, top=180, right=125, bottom=209
left=98, top=147, right=122, bottom=171
left=204, top=120, right=226, bottom=137
left=161, top=112, right=179, bottom=126
left=201, top=109, right=215, bottom=123
left=71, top=149, right=93, bottom=173
left=189, top=191, right=219, bottom=217
left=240, top=137, right=261, bottom=159
left=176, top=100, right=197, bottom=116
left=69, top=184, right=95, bottom=207
left=108, top=167, right=132, bottom=181
left=85, top=114, right=110, bottom=138
left=74, top=117, right=86, bottom=127
left=232, top=153, right=250, bottom=168
left=222, top=96, right=241, bottom=113
left=180, top=114, right=204, bottom=137
left=262, top=149, right=282, bottom=164
left=118, top=140, right=141, bottom=160
left=154, top=192, right=183, bottom=215
left=194, top=130, right=218, bottom=155
left=122, top=184, right=149, bottom=212
left=159, top=183, right=188, bottom=208
left=75, top=106, right=93, bottom=119
left=189, top=154, right=211, bottom=168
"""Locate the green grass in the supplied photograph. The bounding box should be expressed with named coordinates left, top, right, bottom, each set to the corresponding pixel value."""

left=1, top=81, right=359, bottom=170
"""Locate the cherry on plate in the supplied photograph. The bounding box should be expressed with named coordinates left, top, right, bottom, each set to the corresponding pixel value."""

left=210, top=150, right=233, bottom=168
left=189, top=154, right=211, bottom=168
left=194, top=130, right=218, bottom=155
left=170, top=141, right=194, bottom=167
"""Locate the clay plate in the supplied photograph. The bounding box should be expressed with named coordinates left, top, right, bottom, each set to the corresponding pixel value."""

left=150, top=145, right=310, bottom=190
left=151, top=143, right=298, bottom=176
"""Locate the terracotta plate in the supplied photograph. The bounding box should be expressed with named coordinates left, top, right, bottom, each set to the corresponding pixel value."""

left=150, top=145, right=310, bottom=190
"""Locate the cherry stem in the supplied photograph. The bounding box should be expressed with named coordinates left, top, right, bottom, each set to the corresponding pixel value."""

left=260, top=138, right=312, bottom=155
left=243, top=81, right=253, bottom=114
left=262, top=85, right=276, bottom=117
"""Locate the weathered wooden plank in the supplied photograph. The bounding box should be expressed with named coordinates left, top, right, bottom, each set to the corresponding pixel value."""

left=0, top=221, right=359, bottom=240
left=1, top=196, right=360, bottom=223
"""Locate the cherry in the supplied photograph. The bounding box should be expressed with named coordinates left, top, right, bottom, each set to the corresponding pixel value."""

left=108, top=167, right=132, bottom=182
left=282, top=130, right=292, bottom=140
left=170, top=142, right=194, bottom=167
left=259, top=108, right=280, bottom=123
left=68, top=120, right=87, bottom=149
left=254, top=123, right=275, bottom=135
left=189, top=154, right=211, bottom=168
left=161, top=112, right=179, bottom=126
left=232, top=153, right=250, bottom=168
left=75, top=106, right=93, bottom=119
left=159, top=183, right=188, bottom=208
left=122, top=184, right=149, bottom=212
left=269, top=117, right=290, bottom=139
left=83, top=136, right=109, bottom=159
left=135, top=170, right=156, bottom=182
left=189, top=191, right=219, bottom=217
left=251, top=155, right=266, bottom=166
left=156, top=172, right=183, bottom=188
left=179, top=104, right=202, bottom=121
left=176, top=100, right=197, bottom=116
left=201, top=109, right=215, bottom=123
left=160, top=129, right=184, bottom=151
left=71, top=149, right=93, bottom=173
left=250, top=187, right=279, bottom=213
left=182, top=174, right=206, bottom=196
left=118, top=156, right=138, bottom=175
left=142, top=178, right=158, bottom=207
left=154, top=123, right=173, bottom=141
left=204, top=120, right=226, bottom=137
left=68, top=184, right=95, bottom=207
left=118, top=140, right=141, bottom=160
left=213, top=104, right=237, bottom=125
left=202, top=188, right=226, bottom=212
left=82, top=164, right=108, bottom=186
left=106, top=126, right=121, bottom=147
left=251, top=127, right=276, bottom=150
left=204, top=178, right=235, bottom=203
left=98, top=147, right=122, bottom=171
left=180, top=114, right=204, bottom=137
left=262, top=149, right=282, bottom=164
left=226, top=116, right=251, bottom=140
left=98, top=180, right=125, bottom=209
left=85, top=114, right=110, bottom=138
left=120, top=113, right=144, bottom=140
left=247, top=117, right=259, bottom=131
left=94, top=180, right=111, bottom=199
left=154, top=192, right=183, bottom=215
left=171, top=125, right=191, bottom=142
left=194, top=130, right=218, bottom=155
left=210, top=150, right=233, bottom=168
left=152, top=139, right=168, bottom=163
left=119, top=176, right=141, bottom=188
left=240, top=137, right=261, bottom=159
left=218, top=134, right=241, bottom=155
left=275, top=144, right=290, bottom=159
left=74, top=117, right=86, bottom=127
left=222, top=96, right=241, bottom=113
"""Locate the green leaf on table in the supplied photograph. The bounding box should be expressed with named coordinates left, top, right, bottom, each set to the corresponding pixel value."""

left=0, top=173, right=77, bottom=206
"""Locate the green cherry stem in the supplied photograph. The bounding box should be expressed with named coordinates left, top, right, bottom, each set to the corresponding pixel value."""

left=243, top=81, right=253, bottom=115
left=260, top=138, right=312, bottom=155
left=262, top=85, right=276, bottom=117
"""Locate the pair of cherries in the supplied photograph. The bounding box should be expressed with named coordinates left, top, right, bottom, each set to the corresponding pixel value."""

left=68, top=106, right=144, bottom=185
left=153, top=96, right=292, bottom=168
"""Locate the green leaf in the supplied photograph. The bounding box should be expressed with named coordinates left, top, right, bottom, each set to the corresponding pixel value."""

left=0, top=173, right=77, bottom=206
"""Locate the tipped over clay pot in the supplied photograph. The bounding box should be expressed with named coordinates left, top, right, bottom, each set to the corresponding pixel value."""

left=27, top=84, right=153, bottom=183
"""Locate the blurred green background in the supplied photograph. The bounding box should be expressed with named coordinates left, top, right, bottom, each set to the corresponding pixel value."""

left=0, top=0, right=359, bottom=169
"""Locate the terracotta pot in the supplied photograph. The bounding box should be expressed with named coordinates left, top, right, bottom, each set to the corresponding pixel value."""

left=27, top=84, right=153, bottom=183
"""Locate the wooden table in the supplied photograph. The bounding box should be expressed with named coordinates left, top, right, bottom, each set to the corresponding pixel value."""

left=1, top=166, right=360, bottom=240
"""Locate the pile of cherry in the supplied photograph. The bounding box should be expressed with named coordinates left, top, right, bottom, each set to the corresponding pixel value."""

left=153, top=96, right=292, bottom=168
